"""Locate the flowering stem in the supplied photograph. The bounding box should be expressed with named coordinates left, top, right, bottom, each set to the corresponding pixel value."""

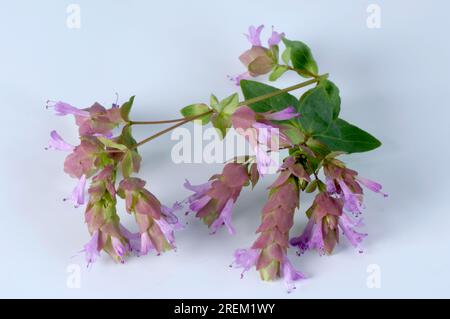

left=130, top=118, right=187, bottom=125
left=131, top=111, right=213, bottom=149
left=132, top=75, right=327, bottom=149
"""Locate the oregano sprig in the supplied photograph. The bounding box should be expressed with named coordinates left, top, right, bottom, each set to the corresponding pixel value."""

left=46, top=24, right=386, bottom=292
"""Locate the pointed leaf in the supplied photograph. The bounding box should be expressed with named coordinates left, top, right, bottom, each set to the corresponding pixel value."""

left=180, top=103, right=211, bottom=125
left=298, top=85, right=335, bottom=134
left=121, top=151, right=133, bottom=178
left=315, top=119, right=381, bottom=153
left=282, top=38, right=318, bottom=77
left=269, top=65, right=288, bottom=81
left=220, top=93, right=240, bottom=115
left=97, top=137, right=128, bottom=151
left=281, top=47, right=291, bottom=65
left=240, top=80, right=299, bottom=113
left=120, top=96, right=135, bottom=121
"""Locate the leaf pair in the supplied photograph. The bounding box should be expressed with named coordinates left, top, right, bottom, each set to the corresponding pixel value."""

left=180, top=93, right=240, bottom=139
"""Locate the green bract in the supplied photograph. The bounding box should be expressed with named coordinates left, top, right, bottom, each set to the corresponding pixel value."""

left=120, top=95, right=135, bottom=121
left=210, top=93, right=240, bottom=138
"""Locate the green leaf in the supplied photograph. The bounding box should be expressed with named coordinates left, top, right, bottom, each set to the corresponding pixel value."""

left=318, top=79, right=340, bottom=119
left=121, top=151, right=133, bottom=178
left=240, top=80, right=299, bottom=113
left=97, top=137, right=128, bottom=151
left=315, top=119, right=381, bottom=153
left=281, top=47, right=291, bottom=65
left=298, top=85, right=335, bottom=135
left=180, top=103, right=211, bottom=125
left=118, top=125, right=137, bottom=148
left=219, top=93, right=239, bottom=115
left=282, top=124, right=305, bottom=145
left=270, top=45, right=280, bottom=64
left=211, top=113, right=230, bottom=139
left=120, top=149, right=141, bottom=178
left=282, top=38, right=318, bottom=77
left=120, top=96, right=135, bottom=121
left=210, top=93, right=240, bottom=139
left=210, top=94, right=220, bottom=111
left=304, top=179, right=318, bottom=193
left=269, top=65, right=288, bottom=81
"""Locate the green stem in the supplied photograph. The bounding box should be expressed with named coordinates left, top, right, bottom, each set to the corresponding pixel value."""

left=284, top=65, right=320, bottom=79
left=130, top=118, right=186, bottom=125
left=132, top=75, right=327, bottom=149
left=131, top=111, right=213, bottom=149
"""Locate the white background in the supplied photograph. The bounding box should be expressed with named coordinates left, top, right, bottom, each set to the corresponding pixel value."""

left=1, top=0, right=449, bottom=298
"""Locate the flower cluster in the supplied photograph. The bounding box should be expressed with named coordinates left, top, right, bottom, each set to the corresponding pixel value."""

left=47, top=98, right=181, bottom=265
left=48, top=25, right=385, bottom=291
left=230, top=25, right=285, bottom=85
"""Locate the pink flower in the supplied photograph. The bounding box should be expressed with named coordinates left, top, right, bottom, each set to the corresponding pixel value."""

left=290, top=215, right=324, bottom=255
left=83, top=230, right=100, bottom=267
left=231, top=248, right=259, bottom=278
left=245, top=25, right=264, bottom=46
left=356, top=176, right=388, bottom=197
left=111, top=237, right=127, bottom=261
left=290, top=192, right=367, bottom=255
left=262, top=106, right=299, bottom=121
left=140, top=232, right=155, bottom=256
left=119, top=225, right=141, bottom=254
left=232, top=106, right=299, bottom=175
left=210, top=199, right=235, bottom=235
left=184, top=163, right=250, bottom=234
left=338, top=179, right=364, bottom=213
left=268, top=27, right=285, bottom=47
left=64, top=175, right=86, bottom=207
left=280, top=257, right=305, bottom=293
left=47, top=101, right=90, bottom=117
left=48, top=100, right=125, bottom=137
left=338, top=212, right=367, bottom=253
left=324, top=161, right=387, bottom=215
left=230, top=25, right=286, bottom=85
left=118, top=177, right=179, bottom=254
left=75, top=102, right=124, bottom=137
left=228, top=72, right=251, bottom=86
left=46, top=131, right=74, bottom=151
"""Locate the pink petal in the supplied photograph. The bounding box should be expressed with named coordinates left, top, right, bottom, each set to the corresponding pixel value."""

left=245, top=24, right=264, bottom=46
left=46, top=130, right=74, bottom=151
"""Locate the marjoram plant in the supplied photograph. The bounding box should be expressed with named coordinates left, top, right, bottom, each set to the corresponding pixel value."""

left=47, top=25, right=386, bottom=292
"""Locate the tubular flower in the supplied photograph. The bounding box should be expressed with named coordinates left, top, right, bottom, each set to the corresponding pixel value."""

left=48, top=100, right=125, bottom=136
left=324, top=158, right=387, bottom=216
left=47, top=101, right=90, bottom=117
left=75, top=102, right=125, bottom=137
left=232, top=105, right=299, bottom=175
left=46, top=130, right=74, bottom=151
left=83, top=166, right=134, bottom=264
left=290, top=192, right=368, bottom=255
left=231, top=25, right=285, bottom=84
left=62, top=136, right=110, bottom=206
left=118, top=177, right=179, bottom=255
left=184, top=163, right=252, bottom=234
